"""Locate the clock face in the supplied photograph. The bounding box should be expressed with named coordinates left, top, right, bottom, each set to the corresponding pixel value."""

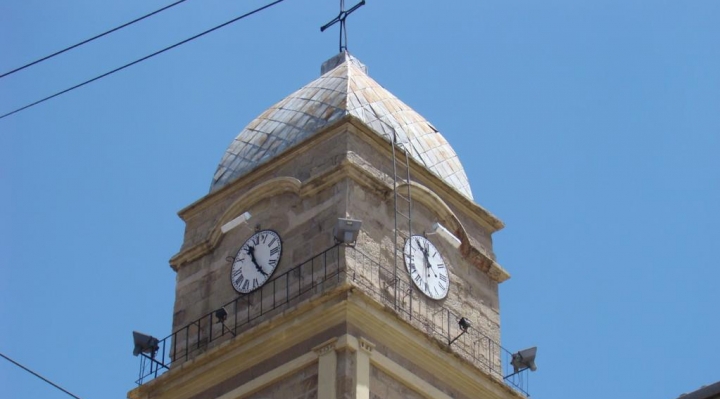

left=403, top=235, right=449, bottom=300
left=231, top=230, right=282, bottom=294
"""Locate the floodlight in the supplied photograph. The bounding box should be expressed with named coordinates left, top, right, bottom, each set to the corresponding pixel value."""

left=334, top=218, right=362, bottom=245
left=449, top=316, right=472, bottom=345
left=221, top=212, right=252, bottom=234
left=510, top=346, right=537, bottom=374
left=428, top=222, right=461, bottom=248
left=215, top=307, right=228, bottom=323
left=132, top=331, right=160, bottom=357
left=215, top=307, right=236, bottom=337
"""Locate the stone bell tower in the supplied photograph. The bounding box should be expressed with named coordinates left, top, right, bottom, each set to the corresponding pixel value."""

left=128, top=52, right=531, bottom=399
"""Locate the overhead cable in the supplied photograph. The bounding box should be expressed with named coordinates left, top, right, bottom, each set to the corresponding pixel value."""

left=0, top=0, right=289, bottom=121
left=0, top=0, right=191, bottom=79
left=0, top=352, right=83, bottom=399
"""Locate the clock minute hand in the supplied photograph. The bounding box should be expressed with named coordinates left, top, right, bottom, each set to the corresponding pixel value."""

left=246, top=246, right=268, bottom=277
left=415, top=241, right=431, bottom=277
left=422, top=243, right=438, bottom=278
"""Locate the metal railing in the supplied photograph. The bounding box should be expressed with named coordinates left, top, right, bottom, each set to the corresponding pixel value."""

left=347, top=247, right=530, bottom=396
left=135, top=245, right=342, bottom=385
left=135, top=243, right=530, bottom=396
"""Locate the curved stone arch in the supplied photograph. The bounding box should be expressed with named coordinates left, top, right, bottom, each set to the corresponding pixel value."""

left=392, top=182, right=510, bottom=282
left=207, top=177, right=303, bottom=250
left=393, top=181, right=470, bottom=248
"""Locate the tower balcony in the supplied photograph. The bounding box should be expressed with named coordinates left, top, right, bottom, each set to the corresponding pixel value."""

left=132, top=244, right=530, bottom=397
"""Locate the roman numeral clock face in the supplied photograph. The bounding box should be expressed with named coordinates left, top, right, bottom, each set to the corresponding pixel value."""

left=231, top=230, right=282, bottom=294
left=404, top=235, right=450, bottom=300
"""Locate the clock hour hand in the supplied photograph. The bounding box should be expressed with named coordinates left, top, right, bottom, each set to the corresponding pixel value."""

left=422, top=241, right=438, bottom=278
left=246, top=245, right=268, bottom=277
left=416, top=240, right=432, bottom=279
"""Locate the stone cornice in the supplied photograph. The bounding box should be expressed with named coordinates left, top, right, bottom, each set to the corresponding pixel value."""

left=169, top=152, right=509, bottom=282
left=170, top=176, right=303, bottom=270
left=127, top=287, right=523, bottom=399
left=177, top=115, right=503, bottom=230
left=312, top=337, right=339, bottom=356
left=168, top=116, right=509, bottom=281
left=345, top=290, right=523, bottom=399
left=401, top=181, right=510, bottom=282
left=127, top=285, right=354, bottom=399
left=343, top=115, right=505, bottom=233
left=176, top=117, right=353, bottom=222
left=358, top=337, right=375, bottom=354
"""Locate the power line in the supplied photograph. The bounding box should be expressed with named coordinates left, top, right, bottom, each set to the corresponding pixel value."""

left=0, top=0, right=190, bottom=79
left=0, top=0, right=289, bottom=121
left=0, top=352, right=83, bottom=399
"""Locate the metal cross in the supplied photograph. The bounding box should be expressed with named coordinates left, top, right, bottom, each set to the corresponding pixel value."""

left=320, top=0, right=366, bottom=53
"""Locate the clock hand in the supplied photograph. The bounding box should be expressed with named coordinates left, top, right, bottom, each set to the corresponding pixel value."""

left=246, top=246, right=268, bottom=277
left=421, top=243, right=438, bottom=278
left=419, top=244, right=432, bottom=280
left=415, top=238, right=426, bottom=255
left=412, top=239, right=427, bottom=275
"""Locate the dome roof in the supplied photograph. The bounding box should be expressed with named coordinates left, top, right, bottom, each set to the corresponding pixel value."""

left=211, top=52, right=473, bottom=200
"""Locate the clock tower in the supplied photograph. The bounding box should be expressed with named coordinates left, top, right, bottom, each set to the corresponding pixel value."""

left=128, top=52, right=532, bottom=399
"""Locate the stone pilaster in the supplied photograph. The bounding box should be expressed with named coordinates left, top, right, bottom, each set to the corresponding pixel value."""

left=313, top=337, right=339, bottom=399
left=356, top=337, right=375, bottom=399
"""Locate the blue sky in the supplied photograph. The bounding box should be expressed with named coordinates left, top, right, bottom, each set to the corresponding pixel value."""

left=1, top=0, right=718, bottom=398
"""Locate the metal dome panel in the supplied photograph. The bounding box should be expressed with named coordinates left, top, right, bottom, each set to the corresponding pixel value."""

left=211, top=53, right=473, bottom=200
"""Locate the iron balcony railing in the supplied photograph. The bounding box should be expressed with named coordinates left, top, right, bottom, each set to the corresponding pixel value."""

left=346, top=247, right=531, bottom=396
left=135, top=244, right=530, bottom=396
left=135, top=245, right=342, bottom=385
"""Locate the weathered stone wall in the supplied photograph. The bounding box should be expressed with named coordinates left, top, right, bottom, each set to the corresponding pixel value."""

left=178, top=129, right=349, bottom=252
left=346, top=180, right=500, bottom=343
left=169, top=129, right=354, bottom=363
left=369, top=365, right=425, bottom=399
left=336, top=349, right=355, bottom=399
left=172, top=188, right=342, bottom=330
left=347, top=317, right=476, bottom=399
left=168, top=123, right=504, bottom=370
left=244, top=364, right=318, bottom=399
left=344, top=127, right=497, bottom=256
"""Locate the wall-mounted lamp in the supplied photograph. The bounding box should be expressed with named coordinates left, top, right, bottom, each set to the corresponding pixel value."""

left=449, top=317, right=472, bottom=345
left=505, top=346, right=538, bottom=379
left=221, top=212, right=252, bottom=234
left=334, top=218, right=362, bottom=246
left=215, top=307, right=236, bottom=337
left=428, top=222, right=461, bottom=248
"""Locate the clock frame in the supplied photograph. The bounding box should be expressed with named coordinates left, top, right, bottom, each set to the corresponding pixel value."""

left=230, top=229, right=283, bottom=294
left=403, top=235, right=450, bottom=300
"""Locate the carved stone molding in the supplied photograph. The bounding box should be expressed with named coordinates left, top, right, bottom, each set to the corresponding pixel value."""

left=313, top=337, right=339, bottom=357
left=358, top=337, right=375, bottom=354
